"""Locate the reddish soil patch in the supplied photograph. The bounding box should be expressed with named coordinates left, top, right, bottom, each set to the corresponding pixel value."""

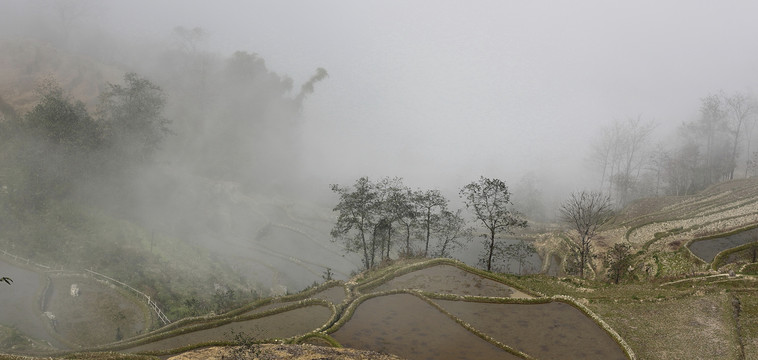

left=168, top=344, right=404, bottom=360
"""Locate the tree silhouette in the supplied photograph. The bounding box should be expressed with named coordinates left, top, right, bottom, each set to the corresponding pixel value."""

left=460, top=177, right=527, bottom=272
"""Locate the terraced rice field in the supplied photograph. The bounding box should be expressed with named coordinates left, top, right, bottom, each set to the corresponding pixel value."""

left=0, top=258, right=633, bottom=360
left=591, top=294, right=739, bottom=359
left=330, top=261, right=630, bottom=360
left=124, top=305, right=332, bottom=353
left=240, top=285, right=346, bottom=316
left=45, top=276, right=149, bottom=347
left=623, top=179, right=758, bottom=251
left=435, top=300, right=626, bottom=359
left=688, top=227, right=758, bottom=263
left=0, top=260, right=61, bottom=348
left=372, top=264, right=532, bottom=298
left=311, top=285, right=347, bottom=304
left=332, top=293, right=520, bottom=360
left=0, top=259, right=152, bottom=351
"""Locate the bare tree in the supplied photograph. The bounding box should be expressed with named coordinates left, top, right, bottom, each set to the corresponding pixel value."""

left=745, top=112, right=758, bottom=178
left=560, top=191, right=613, bottom=279
left=44, top=0, right=100, bottom=45
left=395, top=187, right=419, bottom=256
left=689, top=94, right=729, bottom=184
left=646, top=142, right=669, bottom=196
left=460, top=177, right=527, bottom=272
left=614, top=116, right=655, bottom=205
left=590, top=117, right=654, bottom=205
left=590, top=123, right=620, bottom=195
left=374, top=177, right=406, bottom=261
left=415, top=189, right=448, bottom=257
left=505, top=239, right=537, bottom=275
left=722, top=91, right=756, bottom=179
left=173, top=26, right=207, bottom=55
left=433, top=209, right=472, bottom=258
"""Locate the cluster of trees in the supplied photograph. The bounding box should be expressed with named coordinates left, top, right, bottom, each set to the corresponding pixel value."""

left=0, top=73, right=169, bottom=215
left=154, top=28, right=328, bottom=188
left=331, top=176, right=533, bottom=273
left=591, top=91, right=757, bottom=205
left=0, top=24, right=329, bottom=316
left=330, top=177, right=471, bottom=270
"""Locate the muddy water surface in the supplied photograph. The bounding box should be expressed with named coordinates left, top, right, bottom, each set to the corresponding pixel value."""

left=373, top=265, right=531, bottom=298
left=688, top=227, right=758, bottom=262
left=312, top=285, right=347, bottom=304
left=436, top=299, right=627, bottom=360
left=242, top=286, right=344, bottom=316
left=332, top=294, right=519, bottom=360
left=456, top=238, right=542, bottom=274
left=241, top=301, right=295, bottom=316
left=0, top=259, right=63, bottom=348
left=46, top=276, right=148, bottom=347
left=125, top=305, right=331, bottom=353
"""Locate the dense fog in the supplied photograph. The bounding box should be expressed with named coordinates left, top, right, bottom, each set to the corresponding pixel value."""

left=2, top=0, right=758, bottom=315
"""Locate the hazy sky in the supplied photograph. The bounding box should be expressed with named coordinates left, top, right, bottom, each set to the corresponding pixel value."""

left=9, top=1, right=758, bottom=198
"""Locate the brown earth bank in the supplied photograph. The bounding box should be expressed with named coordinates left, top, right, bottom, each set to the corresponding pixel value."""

left=166, top=344, right=404, bottom=360
left=0, top=344, right=405, bottom=360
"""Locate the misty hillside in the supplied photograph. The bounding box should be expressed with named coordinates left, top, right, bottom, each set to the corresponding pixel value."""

left=0, top=34, right=345, bottom=324
left=4, top=2, right=758, bottom=359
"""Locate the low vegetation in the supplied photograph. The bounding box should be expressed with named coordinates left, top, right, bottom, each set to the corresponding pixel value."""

left=3, top=20, right=758, bottom=360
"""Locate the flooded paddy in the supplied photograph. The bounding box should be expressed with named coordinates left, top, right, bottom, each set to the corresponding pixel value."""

left=241, top=301, right=294, bottom=316
left=372, top=264, right=531, bottom=298
left=45, top=276, right=149, bottom=347
left=0, top=259, right=62, bottom=348
left=125, top=305, right=331, bottom=353
left=332, top=294, right=519, bottom=360
left=312, top=285, right=347, bottom=304
left=456, top=238, right=542, bottom=274
left=241, top=285, right=345, bottom=316
left=435, top=299, right=627, bottom=360
left=688, top=227, right=758, bottom=262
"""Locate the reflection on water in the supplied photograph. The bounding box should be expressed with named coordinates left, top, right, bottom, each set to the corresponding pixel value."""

left=126, top=305, right=331, bottom=353
left=373, top=264, right=531, bottom=298
left=312, top=285, right=347, bottom=304
left=0, top=259, right=64, bottom=348
left=332, top=294, right=519, bottom=360
left=688, top=227, right=758, bottom=262
left=436, top=299, right=627, bottom=360
left=454, top=238, right=542, bottom=274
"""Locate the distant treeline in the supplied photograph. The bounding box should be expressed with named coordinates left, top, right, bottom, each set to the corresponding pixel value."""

left=0, top=73, right=168, bottom=214
left=0, top=35, right=329, bottom=318
left=590, top=92, right=758, bottom=206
